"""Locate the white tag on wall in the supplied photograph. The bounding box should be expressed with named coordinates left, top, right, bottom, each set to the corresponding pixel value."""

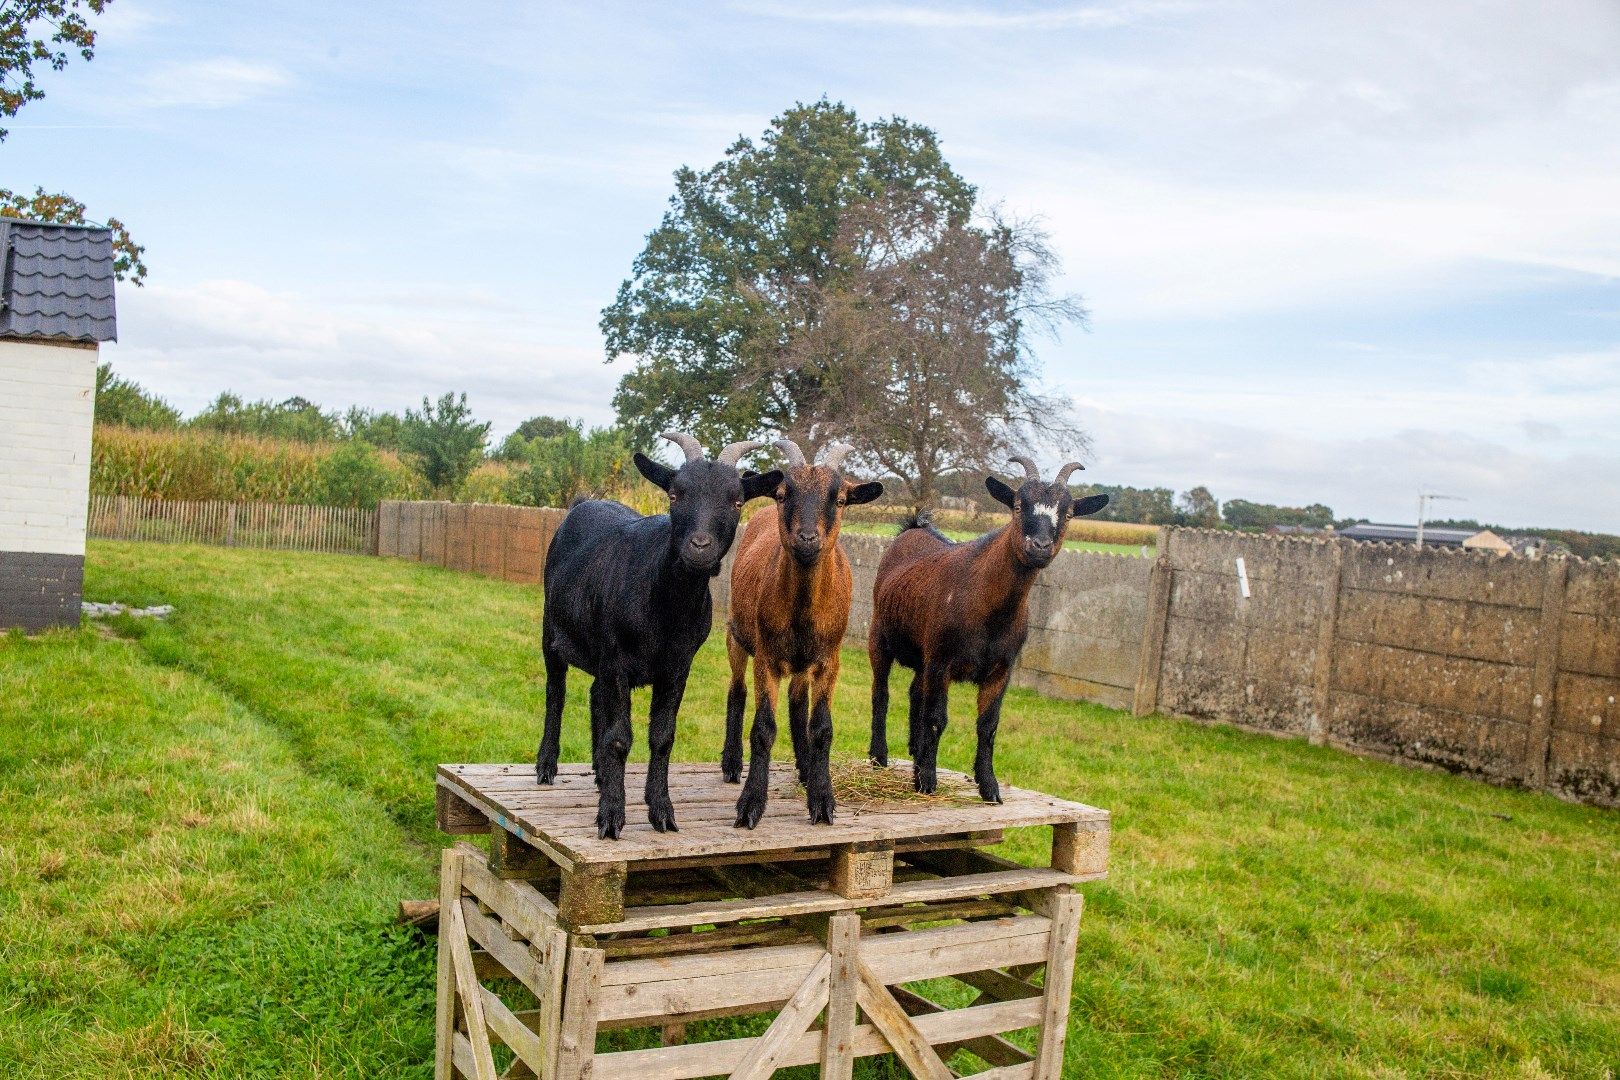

left=1236, top=557, right=1251, bottom=599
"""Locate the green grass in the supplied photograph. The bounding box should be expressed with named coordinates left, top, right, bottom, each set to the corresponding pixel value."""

left=839, top=520, right=1151, bottom=557
left=2, top=541, right=1617, bottom=1078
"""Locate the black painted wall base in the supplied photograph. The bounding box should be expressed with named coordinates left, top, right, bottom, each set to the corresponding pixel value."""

left=0, top=551, right=84, bottom=631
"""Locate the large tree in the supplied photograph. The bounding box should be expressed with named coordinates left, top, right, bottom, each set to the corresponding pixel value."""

left=0, top=2, right=145, bottom=281
left=602, top=100, right=975, bottom=449
left=793, top=193, right=1088, bottom=506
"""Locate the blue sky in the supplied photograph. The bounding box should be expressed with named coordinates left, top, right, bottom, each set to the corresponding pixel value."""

left=9, top=1, right=1619, bottom=530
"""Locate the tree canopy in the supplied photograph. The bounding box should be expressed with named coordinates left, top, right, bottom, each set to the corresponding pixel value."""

left=0, top=2, right=146, bottom=282
left=401, top=393, right=490, bottom=496
left=602, top=99, right=976, bottom=450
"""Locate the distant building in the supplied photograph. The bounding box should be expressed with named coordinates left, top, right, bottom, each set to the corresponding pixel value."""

left=1337, top=522, right=1477, bottom=548
left=1461, top=529, right=1513, bottom=555
left=0, top=218, right=118, bottom=631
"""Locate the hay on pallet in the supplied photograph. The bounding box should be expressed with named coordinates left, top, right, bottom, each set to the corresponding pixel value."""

left=794, top=755, right=976, bottom=809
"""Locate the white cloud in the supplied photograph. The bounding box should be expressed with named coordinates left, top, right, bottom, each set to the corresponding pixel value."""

left=99, top=280, right=618, bottom=437
left=134, top=58, right=292, bottom=109
left=735, top=0, right=1197, bottom=30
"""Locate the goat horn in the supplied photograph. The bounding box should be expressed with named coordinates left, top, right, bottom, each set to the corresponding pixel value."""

left=772, top=438, right=808, bottom=469
left=820, top=441, right=855, bottom=470
left=1008, top=455, right=1040, bottom=482
left=716, top=440, right=765, bottom=467
left=1054, top=462, right=1085, bottom=485
left=659, top=431, right=705, bottom=463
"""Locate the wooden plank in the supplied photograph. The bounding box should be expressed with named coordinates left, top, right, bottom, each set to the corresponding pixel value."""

left=975, top=1064, right=1037, bottom=1080
left=823, top=912, right=860, bottom=1080
left=436, top=850, right=463, bottom=1080
left=726, top=953, right=832, bottom=1080
left=855, top=960, right=955, bottom=1080
left=830, top=840, right=894, bottom=900
left=460, top=898, right=545, bottom=998
left=889, top=985, right=1034, bottom=1068
left=597, top=917, right=1051, bottom=1022
left=554, top=943, right=605, bottom=1080
left=458, top=844, right=561, bottom=940
left=587, top=997, right=1042, bottom=1080
left=447, top=892, right=500, bottom=1080
left=575, top=866, right=1079, bottom=935
left=490, top=830, right=560, bottom=882
left=1031, top=891, right=1083, bottom=1080
left=452, top=1031, right=479, bottom=1079
left=480, top=982, right=549, bottom=1078
left=438, top=783, right=492, bottom=835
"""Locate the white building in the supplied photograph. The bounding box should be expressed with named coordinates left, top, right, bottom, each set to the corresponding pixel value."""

left=0, top=218, right=118, bottom=631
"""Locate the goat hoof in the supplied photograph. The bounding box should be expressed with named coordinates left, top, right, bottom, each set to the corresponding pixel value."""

left=807, top=795, right=835, bottom=825
left=978, top=784, right=1002, bottom=804
left=734, top=793, right=767, bottom=829
left=721, top=765, right=741, bottom=784
left=596, top=807, right=625, bottom=841
left=536, top=763, right=556, bottom=786
left=868, top=752, right=888, bottom=768
left=648, top=802, right=679, bottom=833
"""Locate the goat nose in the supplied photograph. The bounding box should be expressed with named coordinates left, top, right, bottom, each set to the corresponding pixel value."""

left=689, top=533, right=713, bottom=549
left=797, top=531, right=819, bottom=546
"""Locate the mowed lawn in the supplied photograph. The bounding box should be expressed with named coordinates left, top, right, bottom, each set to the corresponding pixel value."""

left=2, top=542, right=1617, bottom=1079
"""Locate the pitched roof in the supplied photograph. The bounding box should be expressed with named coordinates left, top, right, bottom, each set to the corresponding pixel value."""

left=0, top=217, right=118, bottom=344
left=1338, top=522, right=1476, bottom=546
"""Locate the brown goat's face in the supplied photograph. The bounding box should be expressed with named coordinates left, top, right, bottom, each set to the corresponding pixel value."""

left=986, top=476, right=1110, bottom=569
left=773, top=466, right=883, bottom=567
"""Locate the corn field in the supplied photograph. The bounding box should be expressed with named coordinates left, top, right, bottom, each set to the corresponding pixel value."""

left=89, top=496, right=376, bottom=555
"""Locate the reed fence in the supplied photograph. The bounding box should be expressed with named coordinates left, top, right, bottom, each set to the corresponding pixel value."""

left=89, top=495, right=377, bottom=556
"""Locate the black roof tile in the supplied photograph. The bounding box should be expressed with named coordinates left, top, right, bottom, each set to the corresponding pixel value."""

left=0, top=217, right=118, bottom=343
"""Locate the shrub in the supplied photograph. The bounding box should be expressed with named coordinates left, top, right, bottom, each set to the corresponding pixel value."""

left=503, top=426, right=636, bottom=508
left=316, top=441, right=403, bottom=509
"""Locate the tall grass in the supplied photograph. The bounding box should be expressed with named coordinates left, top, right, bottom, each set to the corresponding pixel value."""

left=92, top=424, right=424, bottom=505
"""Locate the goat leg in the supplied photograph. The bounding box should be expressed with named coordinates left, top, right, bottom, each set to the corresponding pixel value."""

left=906, top=671, right=924, bottom=766
left=787, top=674, right=811, bottom=785
left=592, top=675, right=631, bottom=840
left=721, top=632, right=749, bottom=783
left=805, top=661, right=839, bottom=825
left=867, top=640, right=893, bottom=767
left=973, top=670, right=1010, bottom=804
left=535, top=647, right=567, bottom=785
left=645, top=674, right=683, bottom=832
left=913, top=665, right=949, bottom=796
left=735, top=665, right=780, bottom=829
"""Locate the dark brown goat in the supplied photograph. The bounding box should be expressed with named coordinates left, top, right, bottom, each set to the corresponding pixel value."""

left=723, top=439, right=883, bottom=827
left=866, top=456, right=1109, bottom=802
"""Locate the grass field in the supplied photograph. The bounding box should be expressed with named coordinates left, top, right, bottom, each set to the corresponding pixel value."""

left=2, top=542, right=1616, bottom=1078
left=839, top=520, right=1152, bottom=557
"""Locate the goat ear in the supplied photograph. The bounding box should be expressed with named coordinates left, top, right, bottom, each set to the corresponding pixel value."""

left=741, top=469, right=784, bottom=501
left=634, top=452, right=677, bottom=492
left=844, top=481, right=884, bottom=506
left=1073, top=493, right=1110, bottom=518
left=985, top=475, right=1017, bottom=508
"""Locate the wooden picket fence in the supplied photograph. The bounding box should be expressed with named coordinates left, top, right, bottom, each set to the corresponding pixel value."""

left=89, top=495, right=377, bottom=556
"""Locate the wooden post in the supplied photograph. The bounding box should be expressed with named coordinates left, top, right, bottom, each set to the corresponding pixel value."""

left=1031, top=890, right=1084, bottom=1079
left=558, top=862, right=626, bottom=928
left=434, top=848, right=464, bottom=1080
left=553, top=941, right=604, bottom=1080
left=822, top=910, right=861, bottom=1080
left=1524, top=557, right=1569, bottom=789
left=1133, top=528, right=1174, bottom=716
left=225, top=504, right=237, bottom=548
left=830, top=840, right=893, bottom=900
left=1050, top=821, right=1109, bottom=877
left=1307, top=541, right=1345, bottom=746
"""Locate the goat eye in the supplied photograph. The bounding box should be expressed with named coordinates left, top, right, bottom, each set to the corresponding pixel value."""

left=734, top=499, right=743, bottom=509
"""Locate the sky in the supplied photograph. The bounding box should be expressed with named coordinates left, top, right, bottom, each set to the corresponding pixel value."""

left=7, top=0, right=1620, bottom=531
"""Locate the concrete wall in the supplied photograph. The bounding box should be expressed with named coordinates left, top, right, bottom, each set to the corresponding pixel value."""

left=0, top=339, right=96, bottom=629
left=375, top=499, right=1620, bottom=807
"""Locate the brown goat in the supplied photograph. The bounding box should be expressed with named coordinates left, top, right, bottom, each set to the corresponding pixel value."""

left=723, top=439, right=883, bottom=827
left=866, top=456, right=1109, bottom=802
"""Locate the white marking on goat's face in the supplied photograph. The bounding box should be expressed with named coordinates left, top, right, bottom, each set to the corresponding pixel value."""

left=1033, top=504, right=1060, bottom=527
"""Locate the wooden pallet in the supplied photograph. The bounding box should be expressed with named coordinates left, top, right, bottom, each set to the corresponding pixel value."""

left=434, top=761, right=1109, bottom=1080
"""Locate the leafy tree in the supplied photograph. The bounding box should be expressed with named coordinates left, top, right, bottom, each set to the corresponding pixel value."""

left=339, top=405, right=405, bottom=451
left=401, top=392, right=490, bottom=495
left=316, top=440, right=396, bottom=509
left=189, top=393, right=340, bottom=443
left=504, top=425, right=633, bottom=508
left=1085, top=484, right=1178, bottom=525
left=496, top=415, right=582, bottom=461
left=0, top=2, right=146, bottom=282
left=808, top=195, right=1088, bottom=506
left=94, top=361, right=179, bottom=428
left=603, top=100, right=975, bottom=448
left=1222, top=498, right=1335, bottom=531
left=1175, top=486, right=1220, bottom=528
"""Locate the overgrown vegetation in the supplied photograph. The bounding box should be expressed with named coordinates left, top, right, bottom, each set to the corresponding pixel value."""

left=2, top=542, right=1614, bottom=1077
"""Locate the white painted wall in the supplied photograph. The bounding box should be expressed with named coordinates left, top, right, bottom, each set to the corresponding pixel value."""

left=0, top=340, right=97, bottom=556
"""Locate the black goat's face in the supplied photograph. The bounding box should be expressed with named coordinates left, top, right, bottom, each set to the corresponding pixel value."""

left=773, top=466, right=884, bottom=567
left=635, top=454, right=782, bottom=575
left=986, top=476, right=1110, bottom=569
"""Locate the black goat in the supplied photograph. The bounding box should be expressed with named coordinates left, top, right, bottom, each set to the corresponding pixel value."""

left=535, top=432, right=782, bottom=839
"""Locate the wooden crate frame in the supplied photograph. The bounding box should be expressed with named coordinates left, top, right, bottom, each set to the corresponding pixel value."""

left=434, top=762, right=1109, bottom=1080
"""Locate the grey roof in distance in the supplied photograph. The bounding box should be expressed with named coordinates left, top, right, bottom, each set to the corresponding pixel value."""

left=0, top=217, right=118, bottom=344
left=1338, top=522, right=1476, bottom=546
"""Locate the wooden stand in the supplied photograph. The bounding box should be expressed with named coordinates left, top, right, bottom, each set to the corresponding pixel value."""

left=434, top=762, right=1109, bottom=1080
